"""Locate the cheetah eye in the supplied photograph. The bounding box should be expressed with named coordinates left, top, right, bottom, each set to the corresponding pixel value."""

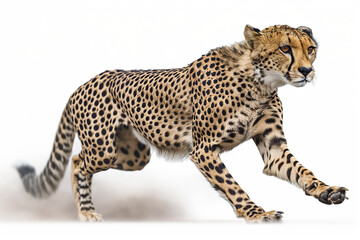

left=308, top=46, right=315, bottom=55
left=279, top=45, right=291, bottom=54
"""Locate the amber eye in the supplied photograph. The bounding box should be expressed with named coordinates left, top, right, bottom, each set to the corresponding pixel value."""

left=279, top=45, right=291, bottom=54
left=308, top=46, right=315, bottom=55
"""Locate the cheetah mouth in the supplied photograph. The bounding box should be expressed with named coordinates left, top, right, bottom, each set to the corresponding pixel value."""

left=291, top=78, right=311, bottom=87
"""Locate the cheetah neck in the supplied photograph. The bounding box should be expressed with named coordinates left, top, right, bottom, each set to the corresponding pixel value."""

left=216, top=42, right=280, bottom=99
left=254, top=69, right=287, bottom=93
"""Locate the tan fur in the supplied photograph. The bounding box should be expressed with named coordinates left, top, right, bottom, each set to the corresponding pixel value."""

left=18, top=25, right=347, bottom=222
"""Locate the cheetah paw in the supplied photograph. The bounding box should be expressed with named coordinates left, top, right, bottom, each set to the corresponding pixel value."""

left=245, top=210, right=284, bottom=223
left=78, top=211, right=103, bottom=222
left=318, top=186, right=348, bottom=205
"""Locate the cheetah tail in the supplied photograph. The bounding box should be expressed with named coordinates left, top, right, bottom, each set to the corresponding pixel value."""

left=16, top=103, right=75, bottom=198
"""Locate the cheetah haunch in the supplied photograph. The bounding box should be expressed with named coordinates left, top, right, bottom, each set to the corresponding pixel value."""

left=17, top=25, right=348, bottom=222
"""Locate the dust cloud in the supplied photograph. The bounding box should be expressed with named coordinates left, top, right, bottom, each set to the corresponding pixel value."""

left=0, top=165, right=186, bottom=222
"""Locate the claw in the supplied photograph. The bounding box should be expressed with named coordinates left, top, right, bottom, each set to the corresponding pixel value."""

left=263, top=217, right=272, bottom=222
left=246, top=210, right=284, bottom=223
left=274, top=211, right=284, bottom=219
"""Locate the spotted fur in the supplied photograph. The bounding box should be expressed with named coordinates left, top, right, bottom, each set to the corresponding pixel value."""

left=17, top=25, right=347, bottom=222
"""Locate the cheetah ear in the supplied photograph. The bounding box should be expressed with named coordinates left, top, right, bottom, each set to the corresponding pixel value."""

left=297, top=26, right=313, bottom=38
left=244, top=25, right=262, bottom=49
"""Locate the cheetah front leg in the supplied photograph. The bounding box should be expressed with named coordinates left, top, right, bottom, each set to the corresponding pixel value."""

left=71, top=155, right=103, bottom=222
left=191, top=146, right=283, bottom=223
left=253, top=124, right=348, bottom=205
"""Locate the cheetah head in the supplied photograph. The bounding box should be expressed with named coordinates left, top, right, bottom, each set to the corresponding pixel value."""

left=244, top=25, right=317, bottom=89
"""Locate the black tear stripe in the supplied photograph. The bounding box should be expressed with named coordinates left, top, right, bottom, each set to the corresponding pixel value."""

left=283, top=36, right=295, bottom=80
left=285, top=50, right=294, bottom=80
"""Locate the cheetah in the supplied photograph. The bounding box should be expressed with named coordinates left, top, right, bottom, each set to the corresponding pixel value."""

left=17, top=25, right=348, bottom=222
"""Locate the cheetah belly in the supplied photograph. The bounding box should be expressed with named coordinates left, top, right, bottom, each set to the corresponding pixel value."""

left=130, top=124, right=193, bottom=160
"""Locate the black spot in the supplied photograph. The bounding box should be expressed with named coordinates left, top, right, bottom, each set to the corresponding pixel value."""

left=265, top=118, right=276, bottom=124
left=263, top=128, right=272, bottom=136
left=97, top=139, right=104, bottom=145
left=278, top=162, right=284, bottom=171
left=253, top=114, right=265, bottom=126
left=208, top=162, right=214, bottom=170
left=205, top=172, right=212, bottom=179
left=243, top=205, right=252, bottom=211
left=134, top=150, right=140, bottom=158
left=215, top=175, right=224, bottom=183
left=287, top=153, right=293, bottom=163
left=204, top=146, right=209, bottom=153
left=229, top=133, right=236, bottom=138
left=127, top=160, right=134, bottom=167
left=228, top=189, right=236, bottom=195
left=54, top=152, right=61, bottom=161
left=215, top=166, right=223, bottom=174
left=120, top=147, right=129, bottom=154
left=138, top=142, right=146, bottom=151
left=238, top=127, right=244, bottom=134
left=219, top=163, right=225, bottom=170
left=287, top=167, right=292, bottom=181
left=268, top=160, right=274, bottom=170
left=269, top=137, right=287, bottom=149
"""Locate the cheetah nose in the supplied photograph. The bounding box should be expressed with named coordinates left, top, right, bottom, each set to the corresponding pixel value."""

left=298, top=67, right=312, bottom=77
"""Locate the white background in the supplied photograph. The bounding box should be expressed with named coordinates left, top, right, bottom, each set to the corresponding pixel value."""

left=0, top=0, right=359, bottom=239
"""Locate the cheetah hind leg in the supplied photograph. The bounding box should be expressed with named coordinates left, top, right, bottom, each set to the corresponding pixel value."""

left=111, top=125, right=151, bottom=171
left=71, top=155, right=103, bottom=222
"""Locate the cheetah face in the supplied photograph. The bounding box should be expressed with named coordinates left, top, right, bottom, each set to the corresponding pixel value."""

left=244, top=25, right=317, bottom=88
